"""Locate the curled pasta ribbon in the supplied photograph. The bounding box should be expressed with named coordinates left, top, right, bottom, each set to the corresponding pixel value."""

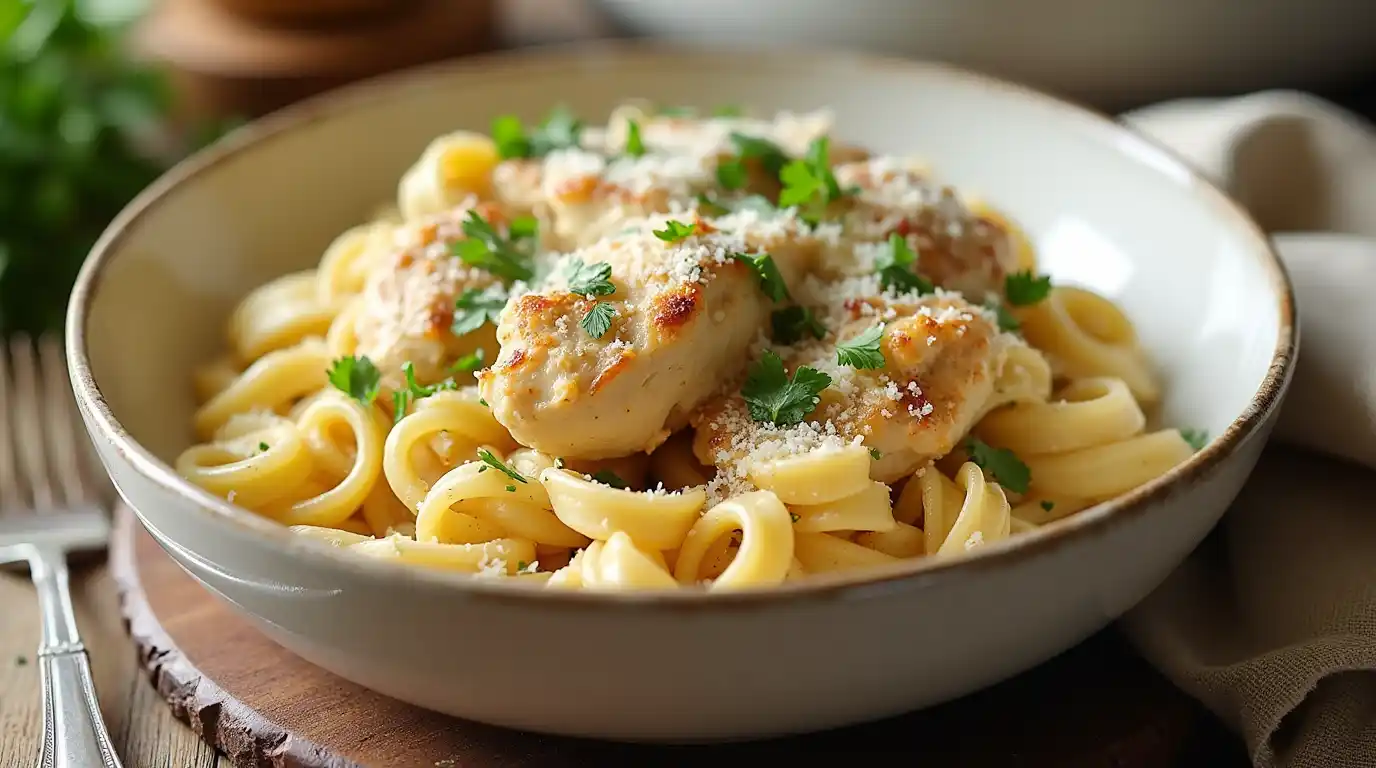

left=397, top=130, right=500, bottom=220
left=1024, top=429, right=1194, bottom=501
left=747, top=444, right=872, bottom=505
left=1017, top=287, right=1160, bottom=405
left=325, top=298, right=364, bottom=358
left=978, top=342, right=1054, bottom=419
left=350, top=534, right=536, bottom=575
left=176, top=416, right=312, bottom=509
left=935, top=462, right=1012, bottom=554
left=854, top=522, right=926, bottom=558
left=193, top=338, right=333, bottom=440
left=360, top=481, right=413, bottom=537
left=792, top=532, right=900, bottom=574
left=790, top=481, right=896, bottom=534
left=228, top=271, right=340, bottom=362
left=418, top=459, right=587, bottom=547
left=316, top=221, right=394, bottom=303
left=289, top=525, right=372, bottom=547
left=966, top=199, right=1038, bottom=273
left=191, top=354, right=242, bottom=405
left=548, top=533, right=678, bottom=591
left=673, top=491, right=794, bottom=589
left=977, top=376, right=1145, bottom=455
left=541, top=468, right=705, bottom=550
left=383, top=391, right=515, bottom=510
left=259, top=391, right=386, bottom=528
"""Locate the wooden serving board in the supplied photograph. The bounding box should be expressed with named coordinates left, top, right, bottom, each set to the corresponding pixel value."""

left=109, top=507, right=1238, bottom=767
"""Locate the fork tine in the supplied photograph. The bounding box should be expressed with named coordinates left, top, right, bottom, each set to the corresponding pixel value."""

left=11, top=335, right=55, bottom=509
left=39, top=336, right=91, bottom=506
left=0, top=344, right=20, bottom=510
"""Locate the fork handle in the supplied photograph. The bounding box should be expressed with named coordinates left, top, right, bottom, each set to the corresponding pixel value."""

left=28, top=545, right=122, bottom=768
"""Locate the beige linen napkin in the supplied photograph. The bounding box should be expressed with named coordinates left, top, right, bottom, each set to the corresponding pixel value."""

left=1118, top=92, right=1376, bottom=768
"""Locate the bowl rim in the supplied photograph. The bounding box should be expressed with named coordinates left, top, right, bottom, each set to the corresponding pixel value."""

left=66, top=40, right=1298, bottom=608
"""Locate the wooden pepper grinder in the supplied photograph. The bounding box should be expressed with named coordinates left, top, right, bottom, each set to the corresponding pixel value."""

left=131, top=0, right=498, bottom=123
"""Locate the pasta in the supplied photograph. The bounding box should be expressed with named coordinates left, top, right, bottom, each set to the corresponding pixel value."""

left=177, top=102, right=1206, bottom=591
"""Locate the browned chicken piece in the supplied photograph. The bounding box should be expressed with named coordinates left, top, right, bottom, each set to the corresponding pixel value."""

left=478, top=210, right=825, bottom=459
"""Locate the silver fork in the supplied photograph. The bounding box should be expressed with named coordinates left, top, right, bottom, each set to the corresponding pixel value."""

left=0, top=335, right=122, bottom=768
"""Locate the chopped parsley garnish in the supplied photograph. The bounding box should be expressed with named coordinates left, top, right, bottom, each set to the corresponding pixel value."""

left=450, top=348, right=486, bottom=373
left=258, top=442, right=269, bottom=452
left=986, top=298, right=1021, bottom=333
left=565, top=260, right=616, bottom=298
left=590, top=469, right=628, bottom=489
left=393, top=361, right=459, bottom=422
left=490, top=107, right=583, bottom=159
left=733, top=252, right=790, bottom=302
left=778, top=136, right=853, bottom=225
left=717, top=132, right=790, bottom=189
left=876, top=233, right=935, bottom=295
left=15, top=655, right=27, bottom=667
left=713, top=104, right=743, bottom=117
left=1180, top=428, right=1208, bottom=452
left=835, top=324, right=885, bottom=369
left=868, top=448, right=883, bottom=460
left=508, top=215, right=539, bottom=240
left=451, top=287, right=508, bottom=336
left=789, top=512, right=800, bottom=523
left=653, top=220, right=697, bottom=243
left=741, top=350, right=832, bottom=427
left=327, top=355, right=381, bottom=406
left=477, top=448, right=527, bottom=484
left=580, top=301, right=617, bottom=339
left=1040, top=500, right=1056, bottom=512
left=506, top=484, right=517, bottom=493
left=771, top=305, right=826, bottom=344
left=1005, top=270, right=1052, bottom=306
left=454, top=211, right=536, bottom=281
left=965, top=438, right=1031, bottom=494
left=623, top=119, right=646, bottom=157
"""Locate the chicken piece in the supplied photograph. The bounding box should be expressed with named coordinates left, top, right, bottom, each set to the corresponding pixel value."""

left=352, top=199, right=533, bottom=388
left=490, top=108, right=835, bottom=251
left=478, top=211, right=822, bottom=459
left=694, top=290, right=1037, bottom=485
left=816, top=157, right=1021, bottom=299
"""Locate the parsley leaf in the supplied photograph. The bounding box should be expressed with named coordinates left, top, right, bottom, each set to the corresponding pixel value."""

left=508, top=215, right=539, bottom=241
left=778, top=136, right=849, bottom=224
left=836, top=324, right=886, bottom=369
left=623, top=119, right=646, bottom=157
left=590, top=469, right=628, bottom=489
left=741, top=350, right=832, bottom=427
left=730, top=133, right=790, bottom=177
left=1180, top=428, right=1208, bottom=452
left=581, top=301, right=616, bottom=338
left=566, top=260, right=616, bottom=298
left=1040, top=500, right=1056, bottom=512
left=868, top=447, right=883, bottom=460
left=451, top=287, right=508, bottom=336
left=454, top=211, right=536, bottom=281
left=876, top=233, right=935, bottom=295
left=327, top=355, right=381, bottom=405
left=258, top=442, right=269, bottom=452
left=450, top=348, right=486, bottom=373
left=733, top=252, right=790, bottom=302
left=489, top=107, right=583, bottom=159
left=712, top=104, right=743, bottom=117
left=1005, top=270, right=1052, bottom=306
left=393, top=361, right=458, bottom=422
left=771, top=306, right=826, bottom=344
left=716, top=159, right=747, bottom=189
left=986, top=298, right=1021, bottom=333
left=965, top=438, right=1031, bottom=494
left=653, top=220, right=697, bottom=243
left=477, top=448, right=528, bottom=484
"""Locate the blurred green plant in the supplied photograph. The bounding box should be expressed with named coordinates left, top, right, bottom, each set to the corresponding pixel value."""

left=1, top=0, right=224, bottom=335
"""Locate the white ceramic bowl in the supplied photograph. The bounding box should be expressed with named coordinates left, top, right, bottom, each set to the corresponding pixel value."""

left=592, top=0, right=1376, bottom=108
left=68, top=44, right=1296, bottom=742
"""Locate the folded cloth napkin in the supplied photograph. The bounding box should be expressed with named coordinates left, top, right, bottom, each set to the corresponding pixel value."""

left=1118, top=91, right=1376, bottom=768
